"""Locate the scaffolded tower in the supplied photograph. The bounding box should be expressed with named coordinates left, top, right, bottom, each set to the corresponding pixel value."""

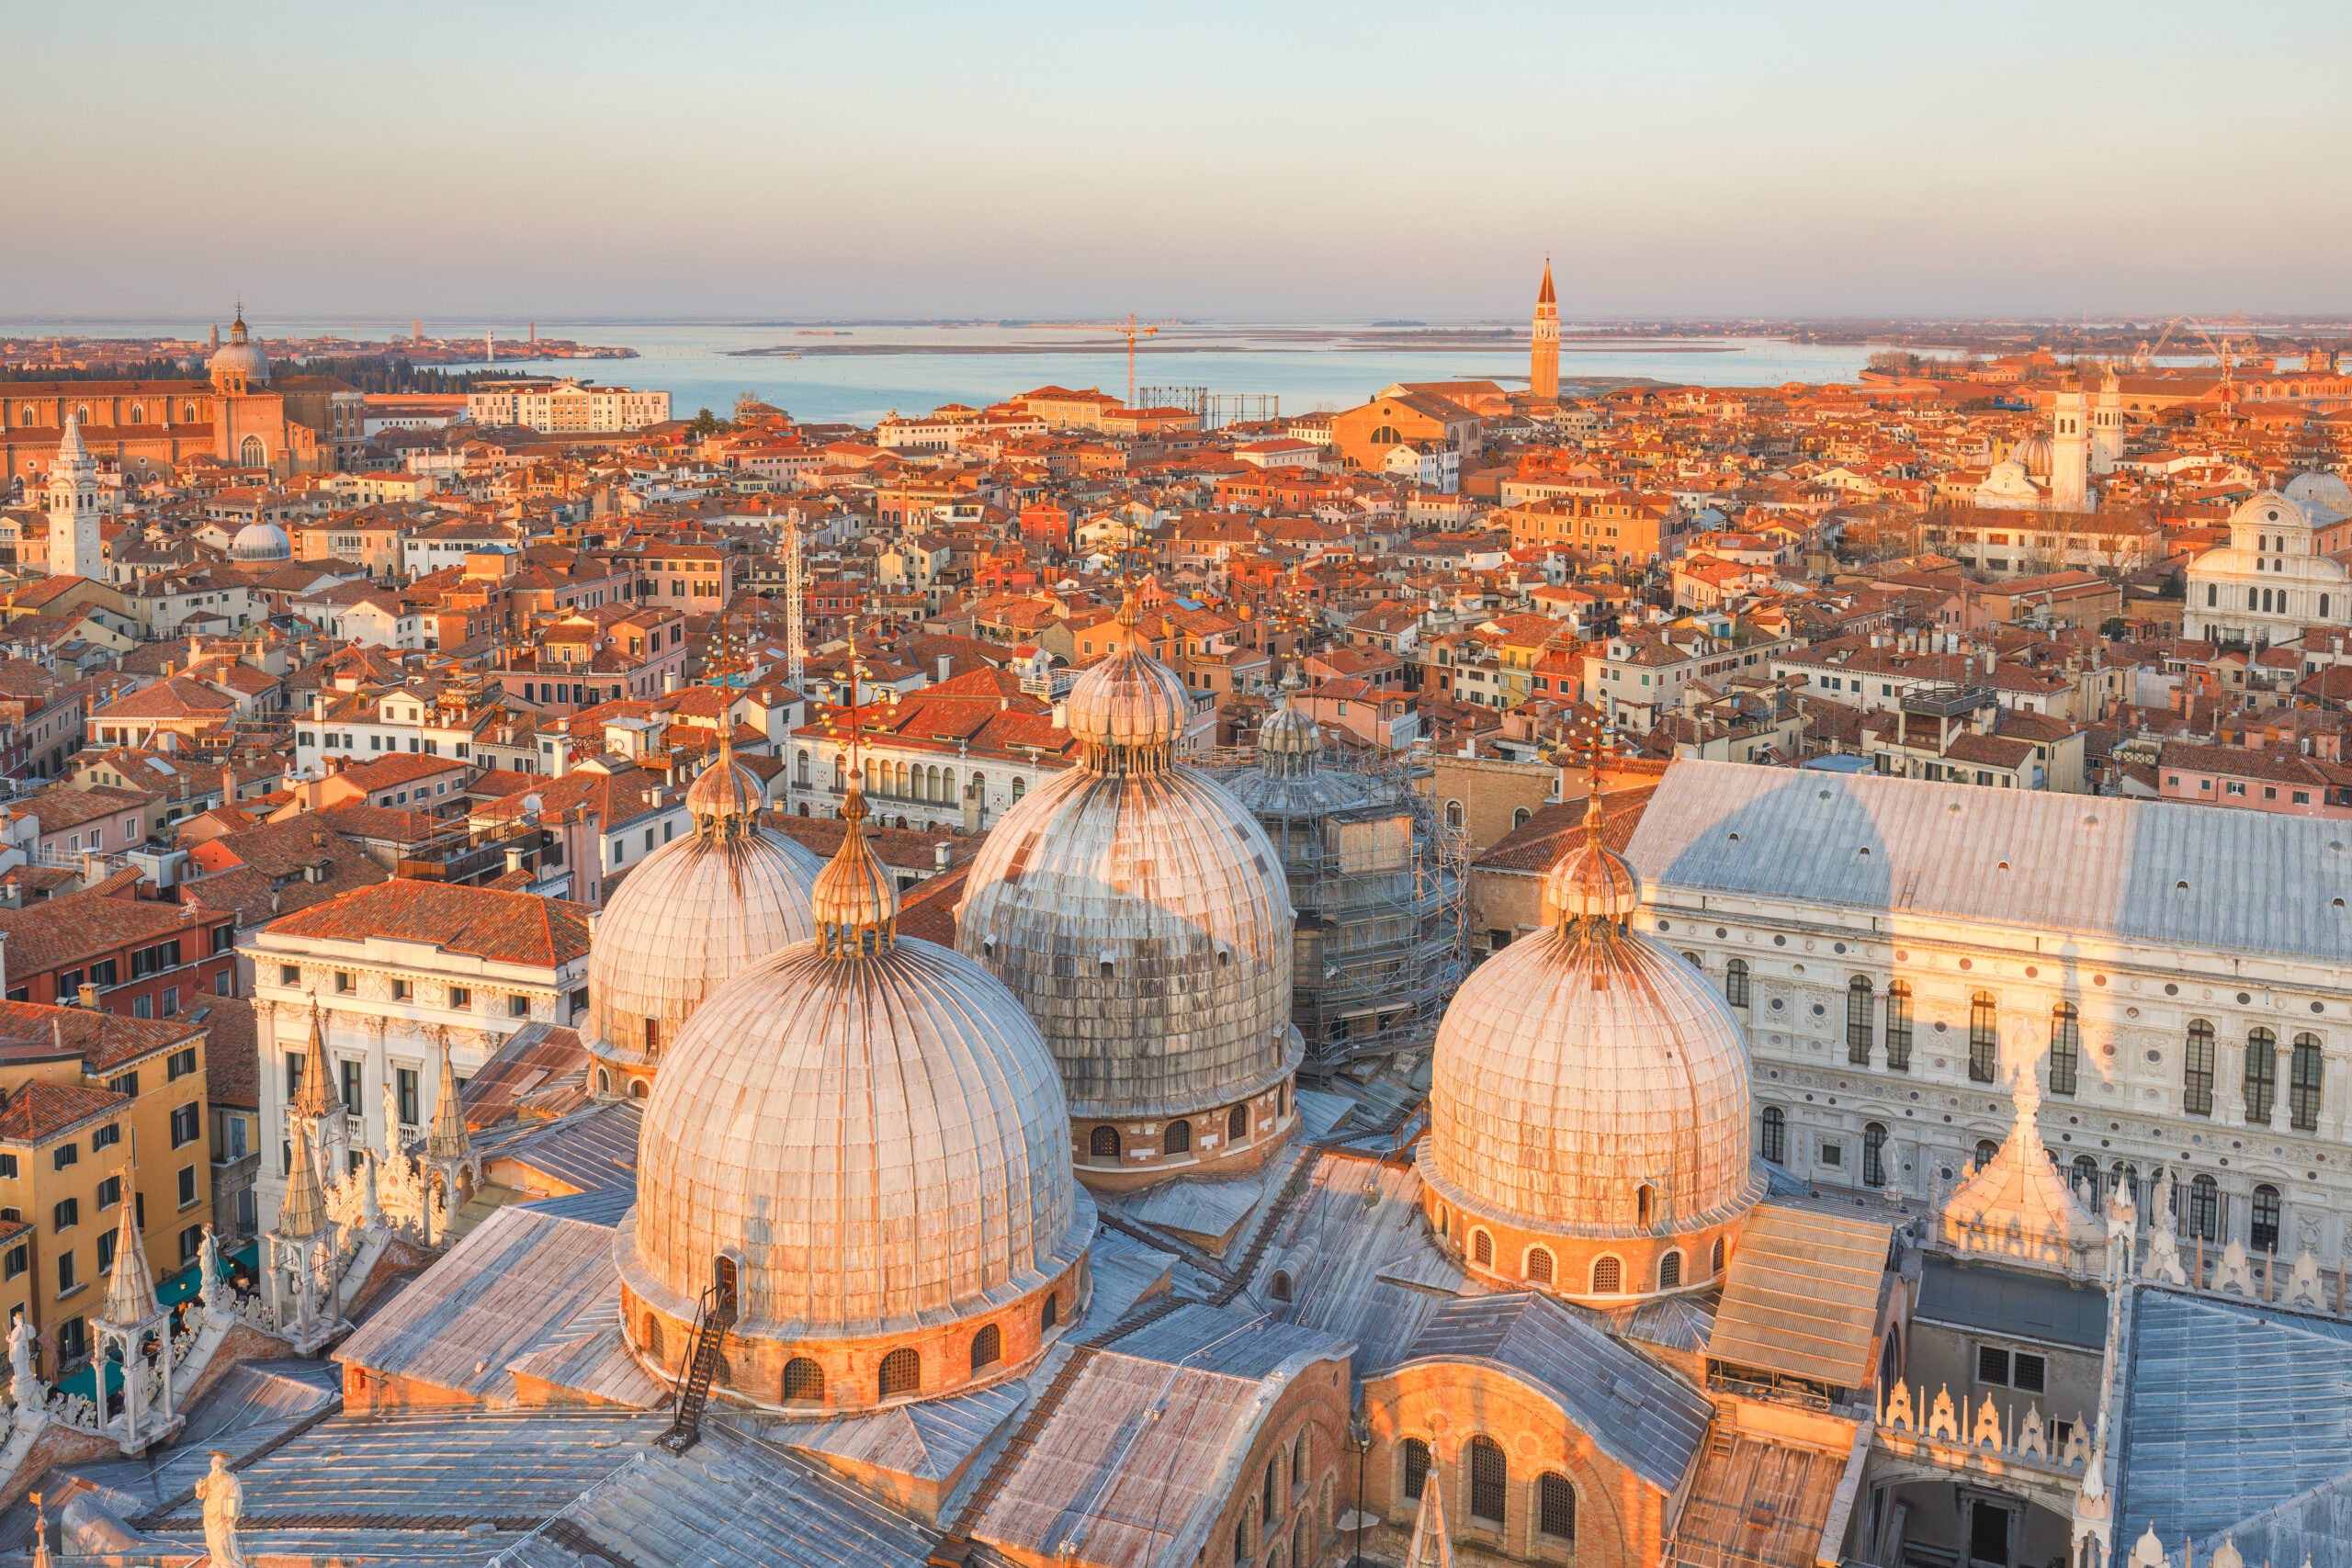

left=1206, top=692, right=1466, bottom=1077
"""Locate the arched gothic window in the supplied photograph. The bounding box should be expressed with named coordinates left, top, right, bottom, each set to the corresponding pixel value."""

left=1445, top=799, right=1464, bottom=829
left=1402, top=1438, right=1431, bottom=1500
left=239, top=435, right=266, bottom=468
left=2291, top=1034, right=2324, bottom=1132
left=877, top=1348, right=920, bottom=1399
left=2185, top=1020, right=2216, bottom=1116
left=781, top=1357, right=824, bottom=1404
left=2049, top=1004, right=2080, bottom=1097
left=1725, top=958, right=1750, bottom=1009
left=1539, top=1472, right=1577, bottom=1541
left=1847, top=976, right=1874, bottom=1065
left=1968, top=992, right=1998, bottom=1083
left=2245, top=1029, right=2278, bottom=1125
left=1468, top=1436, right=1508, bottom=1524
left=2187, top=1174, right=2220, bottom=1242
left=2252, top=1184, right=2282, bottom=1254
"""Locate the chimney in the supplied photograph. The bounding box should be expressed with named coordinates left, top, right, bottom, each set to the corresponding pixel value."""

left=933, top=841, right=951, bottom=871
left=937, top=654, right=953, bottom=685
left=79, top=984, right=97, bottom=1010
left=220, top=766, right=237, bottom=806
left=504, top=846, right=525, bottom=874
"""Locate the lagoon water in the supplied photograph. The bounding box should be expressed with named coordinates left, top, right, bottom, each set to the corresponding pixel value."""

left=1, top=316, right=1883, bottom=426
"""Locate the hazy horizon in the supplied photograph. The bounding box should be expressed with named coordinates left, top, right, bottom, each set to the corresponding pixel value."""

left=14, top=1, right=2347, bottom=321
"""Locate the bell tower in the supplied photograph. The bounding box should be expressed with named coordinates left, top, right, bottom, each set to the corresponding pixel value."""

left=1530, top=258, right=1560, bottom=401
left=2091, top=363, right=2123, bottom=475
left=44, top=413, right=104, bottom=581
left=2050, top=376, right=2089, bottom=512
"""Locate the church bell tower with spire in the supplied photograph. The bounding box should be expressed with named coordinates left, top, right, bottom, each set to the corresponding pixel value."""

left=1530, top=258, right=1560, bottom=402
left=44, top=413, right=105, bottom=581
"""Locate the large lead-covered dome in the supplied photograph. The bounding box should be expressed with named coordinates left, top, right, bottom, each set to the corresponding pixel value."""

left=1421, top=808, right=1762, bottom=1291
left=622, top=781, right=1089, bottom=1393
left=586, top=734, right=823, bottom=1078
left=956, top=597, right=1299, bottom=1138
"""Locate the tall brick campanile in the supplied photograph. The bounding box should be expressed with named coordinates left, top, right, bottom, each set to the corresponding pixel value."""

left=1531, top=257, right=1560, bottom=401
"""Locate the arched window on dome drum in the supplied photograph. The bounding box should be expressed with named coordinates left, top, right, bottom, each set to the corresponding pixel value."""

left=2184, top=1021, right=2216, bottom=1116
left=1228, top=1104, right=1250, bottom=1144
left=1271, top=1270, right=1293, bottom=1303
left=1471, top=1229, right=1493, bottom=1268
left=2245, top=1029, right=2278, bottom=1125
left=1760, top=1106, right=1785, bottom=1164
left=1263, top=1457, right=1277, bottom=1522
left=1091, top=1125, right=1120, bottom=1161
left=1468, top=1435, right=1508, bottom=1524
left=2292, top=1034, right=2324, bottom=1132
left=1590, top=1257, right=1622, bottom=1294
left=1658, top=1250, right=1682, bottom=1290
left=1235, top=1513, right=1250, bottom=1563
left=2049, top=1004, right=2080, bottom=1097
left=1973, top=1139, right=1997, bottom=1171
left=2188, top=1174, right=2219, bottom=1242
left=1539, top=1472, right=1576, bottom=1541
left=1862, top=1122, right=1887, bottom=1188
left=1165, top=1119, right=1191, bottom=1156
left=878, top=1348, right=920, bottom=1399
left=1402, top=1438, right=1431, bottom=1500
left=970, top=1324, right=1001, bottom=1372
left=781, top=1357, right=824, bottom=1404
left=2250, top=1182, right=2283, bottom=1254
left=1712, top=1237, right=1726, bottom=1274
left=1968, top=992, right=1997, bottom=1083
left=1886, top=981, right=1913, bottom=1071
left=1635, top=1185, right=1654, bottom=1227
left=1525, top=1247, right=1554, bottom=1286
left=1725, top=959, right=1750, bottom=1009
left=240, top=435, right=265, bottom=468
left=629, top=1080, right=648, bottom=1100
left=1041, top=1293, right=1058, bottom=1331
left=2073, top=1155, right=2099, bottom=1202
left=1847, top=976, right=1873, bottom=1065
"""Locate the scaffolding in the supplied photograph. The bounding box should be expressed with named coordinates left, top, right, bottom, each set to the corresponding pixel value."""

left=1134, top=388, right=1283, bottom=430
left=1204, top=740, right=1468, bottom=1077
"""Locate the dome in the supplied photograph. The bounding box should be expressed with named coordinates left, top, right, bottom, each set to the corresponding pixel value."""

left=1063, top=597, right=1192, bottom=767
left=683, top=729, right=763, bottom=826
left=2285, top=470, right=2352, bottom=523
left=230, top=521, right=291, bottom=562
left=1541, top=795, right=1641, bottom=925
left=2010, top=430, right=2054, bottom=476
left=1257, top=681, right=1321, bottom=761
left=584, top=739, right=823, bottom=1072
left=208, top=310, right=270, bottom=389
left=623, top=778, right=1089, bottom=1379
left=958, top=598, right=1301, bottom=1158
left=1421, top=814, right=1763, bottom=1280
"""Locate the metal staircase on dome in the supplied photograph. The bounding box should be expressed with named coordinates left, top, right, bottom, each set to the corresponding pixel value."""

left=657, top=1263, right=738, bottom=1455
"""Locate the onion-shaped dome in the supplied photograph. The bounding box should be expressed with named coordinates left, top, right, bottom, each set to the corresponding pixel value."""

left=957, top=595, right=1299, bottom=1125
left=625, top=775, right=1088, bottom=1346
left=1541, top=795, right=1641, bottom=925
left=2009, top=430, right=2054, bottom=476
left=1062, top=596, right=1191, bottom=770
left=1256, top=679, right=1321, bottom=779
left=208, top=310, right=270, bottom=389
left=1422, top=807, right=1763, bottom=1249
left=230, top=521, right=291, bottom=561
left=585, top=730, right=822, bottom=1067
left=684, top=728, right=763, bottom=827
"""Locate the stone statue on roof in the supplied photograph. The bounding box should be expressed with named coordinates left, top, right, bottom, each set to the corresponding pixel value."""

left=196, top=1451, right=245, bottom=1568
left=6, top=1312, right=36, bottom=1412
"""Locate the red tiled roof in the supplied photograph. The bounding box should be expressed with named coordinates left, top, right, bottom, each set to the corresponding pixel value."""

left=262, top=880, right=591, bottom=968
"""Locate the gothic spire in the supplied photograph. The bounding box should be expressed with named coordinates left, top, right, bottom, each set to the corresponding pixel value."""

left=426, top=1035, right=471, bottom=1165
left=97, top=1170, right=158, bottom=1327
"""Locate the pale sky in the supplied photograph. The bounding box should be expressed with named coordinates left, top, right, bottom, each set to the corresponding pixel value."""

left=9, top=1, right=2346, bottom=321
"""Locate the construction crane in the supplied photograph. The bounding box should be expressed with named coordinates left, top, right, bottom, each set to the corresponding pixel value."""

left=1037, top=313, right=1162, bottom=407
